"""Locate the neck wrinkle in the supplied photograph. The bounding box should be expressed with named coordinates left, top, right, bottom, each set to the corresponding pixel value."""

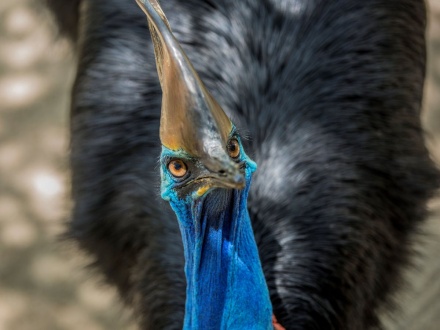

left=174, top=188, right=272, bottom=330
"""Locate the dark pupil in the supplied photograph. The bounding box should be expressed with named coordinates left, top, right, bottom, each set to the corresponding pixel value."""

left=173, top=162, right=182, bottom=170
left=229, top=143, right=236, bottom=152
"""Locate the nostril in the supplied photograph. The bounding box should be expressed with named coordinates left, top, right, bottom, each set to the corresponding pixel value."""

left=218, top=169, right=226, bottom=176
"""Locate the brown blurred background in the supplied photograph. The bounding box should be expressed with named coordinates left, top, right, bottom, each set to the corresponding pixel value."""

left=0, top=0, right=439, bottom=329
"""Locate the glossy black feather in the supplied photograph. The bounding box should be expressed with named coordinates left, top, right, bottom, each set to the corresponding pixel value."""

left=47, top=0, right=439, bottom=329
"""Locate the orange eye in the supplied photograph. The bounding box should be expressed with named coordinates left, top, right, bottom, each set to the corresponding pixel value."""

left=168, top=159, right=188, bottom=178
left=227, top=139, right=240, bottom=158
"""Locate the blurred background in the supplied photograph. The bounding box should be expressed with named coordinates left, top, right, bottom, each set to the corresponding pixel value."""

left=0, top=0, right=439, bottom=329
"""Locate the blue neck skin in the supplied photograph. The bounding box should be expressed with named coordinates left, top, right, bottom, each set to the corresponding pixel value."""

left=160, top=142, right=272, bottom=329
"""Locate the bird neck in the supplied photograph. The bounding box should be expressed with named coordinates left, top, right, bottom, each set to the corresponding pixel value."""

left=170, top=187, right=273, bottom=329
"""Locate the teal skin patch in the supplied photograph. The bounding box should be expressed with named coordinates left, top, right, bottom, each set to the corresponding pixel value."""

left=159, top=129, right=272, bottom=330
left=160, top=147, right=194, bottom=201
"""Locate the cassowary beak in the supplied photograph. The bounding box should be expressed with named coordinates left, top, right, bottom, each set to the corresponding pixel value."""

left=190, top=161, right=246, bottom=197
left=136, top=0, right=245, bottom=191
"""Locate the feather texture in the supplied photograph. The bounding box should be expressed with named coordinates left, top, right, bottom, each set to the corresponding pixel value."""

left=46, top=0, right=439, bottom=329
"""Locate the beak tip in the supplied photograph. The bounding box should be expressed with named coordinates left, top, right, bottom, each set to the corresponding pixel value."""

left=234, top=174, right=245, bottom=184
left=233, top=173, right=246, bottom=189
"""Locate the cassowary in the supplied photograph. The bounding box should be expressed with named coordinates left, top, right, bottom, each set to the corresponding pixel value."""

left=47, top=0, right=439, bottom=329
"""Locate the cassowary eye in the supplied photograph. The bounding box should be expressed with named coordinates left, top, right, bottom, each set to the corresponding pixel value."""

left=168, top=160, right=188, bottom=178
left=227, top=139, right=240, bottom=158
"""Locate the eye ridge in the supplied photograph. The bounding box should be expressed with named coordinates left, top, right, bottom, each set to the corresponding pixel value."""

left=168, top=159, right=188, bottom=178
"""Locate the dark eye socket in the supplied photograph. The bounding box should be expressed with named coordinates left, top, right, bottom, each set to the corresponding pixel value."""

left=227, top=139, right=240, bottom=158
left=168, top=159, right=188, bottom=178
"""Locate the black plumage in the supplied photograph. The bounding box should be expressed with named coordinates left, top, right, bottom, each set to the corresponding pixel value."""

left=47, top=0, right=439, bottom=329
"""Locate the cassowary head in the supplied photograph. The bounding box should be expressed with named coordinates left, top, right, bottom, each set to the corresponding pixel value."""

left=137, top=0, right=251, bottom=196
left=136, top=0, right=281, bottom=329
